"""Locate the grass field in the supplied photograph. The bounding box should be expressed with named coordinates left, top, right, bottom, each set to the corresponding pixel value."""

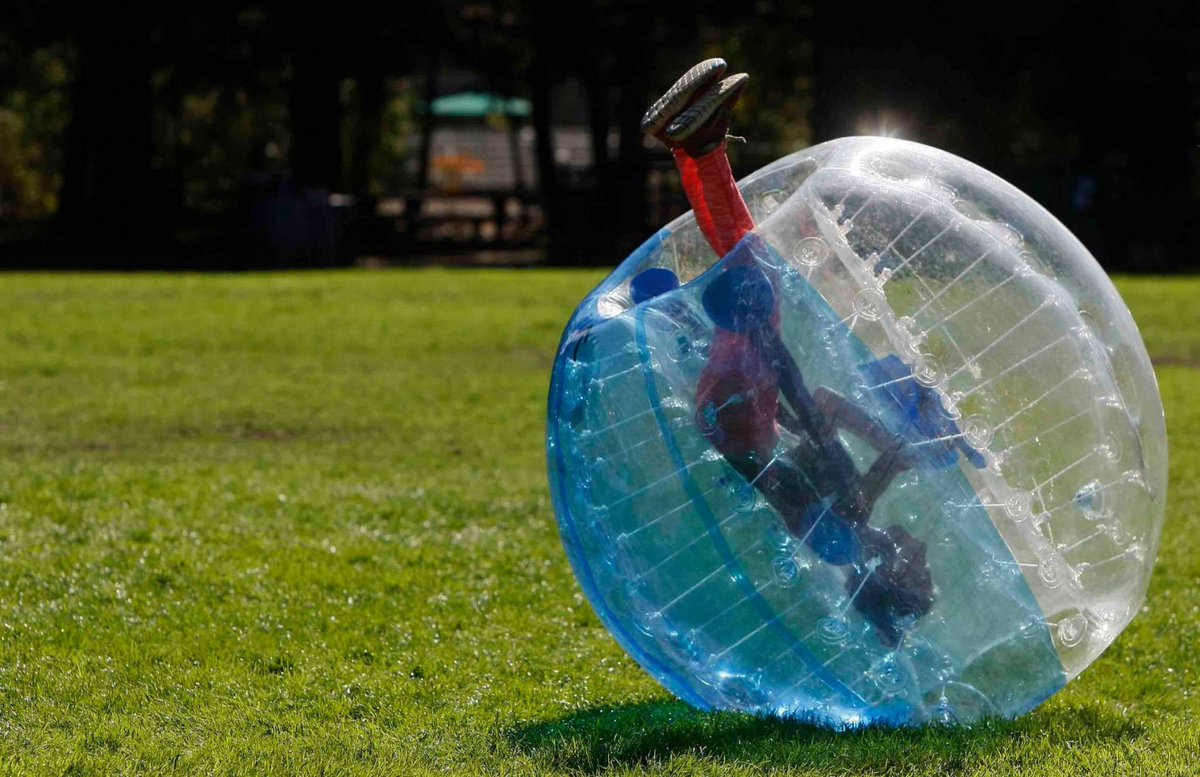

left=0, top=269, right=1196, bottom=775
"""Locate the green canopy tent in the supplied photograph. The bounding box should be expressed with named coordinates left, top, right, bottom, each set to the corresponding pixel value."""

left=416, top=91, right=531, bottom=194
left=429, top=92, right=532, bottom=119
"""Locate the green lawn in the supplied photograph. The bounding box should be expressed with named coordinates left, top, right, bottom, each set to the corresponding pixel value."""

left=0, top=270, right=1196, bottom=775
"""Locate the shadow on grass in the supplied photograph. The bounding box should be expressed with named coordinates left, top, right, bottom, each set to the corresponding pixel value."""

left=506, top=699, right=1144, bottom=774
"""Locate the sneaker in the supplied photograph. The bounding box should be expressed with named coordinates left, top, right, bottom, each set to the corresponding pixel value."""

left=663, top=73, right=749, bottom=156
left=640, top=58, right=727, bottom=138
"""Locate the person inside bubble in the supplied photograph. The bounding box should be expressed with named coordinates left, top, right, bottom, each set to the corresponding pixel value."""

left=634, top=59, right=986, bottom=646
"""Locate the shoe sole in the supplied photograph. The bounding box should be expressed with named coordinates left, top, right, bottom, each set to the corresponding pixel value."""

left=664, top=73, right=749, bottom=143
left=640, top=58, right=727, bottom=137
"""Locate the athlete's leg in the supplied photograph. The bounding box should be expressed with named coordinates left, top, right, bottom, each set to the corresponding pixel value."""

left=642, top=60, right=753, bottom=258
left=672, top=145, right=754, bottom=257
left=811, top=385, right=918, bottom=523
left=644, top=60, right=935, bottom=645
left=847, top=523, right=934, bottom=647
left=642, top=59, right=726, bottom=250
left=644, top=63, right=780, bottom=466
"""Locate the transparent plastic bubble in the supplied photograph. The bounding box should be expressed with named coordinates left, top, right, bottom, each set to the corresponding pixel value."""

left=962, top=416, right=994, bottom=450
left=794, top=236, right=831, bottom=267
left=818, top=616, right=852, bottom=645
left=1056, top=613, right=1089, bottom=648
left=1004, top=491, right=1033, bottom=520
left=914, top=357, right=942, bottom=387
left=853, top=288, right=887, bottom=322
left=547, top=138, right=1166, bottom=728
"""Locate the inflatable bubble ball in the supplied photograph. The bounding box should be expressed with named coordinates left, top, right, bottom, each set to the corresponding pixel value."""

left=546, top=137, right=1167, bottom=727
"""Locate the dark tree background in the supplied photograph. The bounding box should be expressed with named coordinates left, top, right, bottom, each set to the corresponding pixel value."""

left=0, top=0, right=1195, bottom=270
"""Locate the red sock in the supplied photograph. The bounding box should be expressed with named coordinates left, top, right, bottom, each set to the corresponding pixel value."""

left=673, top=144, right=755, bottom=258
